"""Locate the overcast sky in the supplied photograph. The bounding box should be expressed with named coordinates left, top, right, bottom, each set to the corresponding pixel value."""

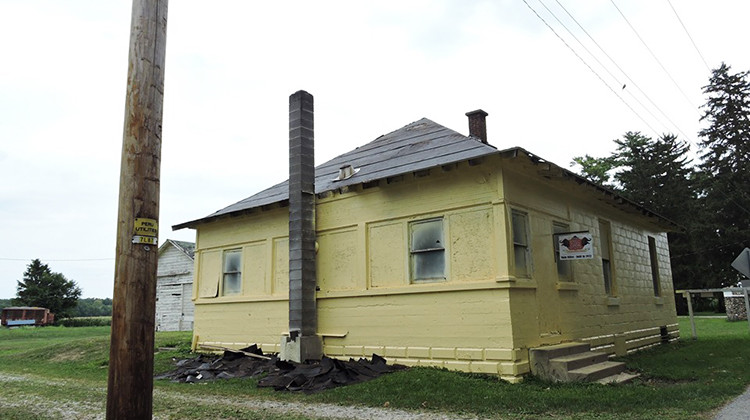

left=1, top=1, right=748, bottom=299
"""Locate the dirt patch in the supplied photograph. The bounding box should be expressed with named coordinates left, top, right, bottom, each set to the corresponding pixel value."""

left=50, top=350, right=88, bottom=362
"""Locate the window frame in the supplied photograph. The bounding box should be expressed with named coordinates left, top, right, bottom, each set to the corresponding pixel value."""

left=221, top=248, right=242, bottom=296
left=598, top=220, right=615, bottom=296
left=552, top=221, right=574, bottom=282
left=409, top=217, right=446, bottom=283
left=648, top=236, right=661, bottom=297
left=511, top=209, right=531, bottom=278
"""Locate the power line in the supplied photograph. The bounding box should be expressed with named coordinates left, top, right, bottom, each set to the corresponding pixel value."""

left=553, top=0, right=696, bottom=144
left=666, top=0, right=711, bottom=73
left=530, top=1, right=750, bottom=218
left=537, top=0, right=670, bottom=134
left=610, top=0, right=700, bottom=113
left=521, top=0, right=661, bottom=136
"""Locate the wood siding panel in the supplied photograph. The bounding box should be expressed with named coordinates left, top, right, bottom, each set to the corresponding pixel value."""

left=156, top=244, right=196, bottom=330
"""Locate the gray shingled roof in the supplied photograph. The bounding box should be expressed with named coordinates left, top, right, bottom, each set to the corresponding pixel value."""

left=174, top=118, right=498, bottom=229
left=173, top=117, right=679, bottom=231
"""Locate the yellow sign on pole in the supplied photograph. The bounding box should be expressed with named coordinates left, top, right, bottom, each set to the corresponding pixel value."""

left=132, top=218, right=158, bottom=245
left=134, top=218, right=158, bottom=237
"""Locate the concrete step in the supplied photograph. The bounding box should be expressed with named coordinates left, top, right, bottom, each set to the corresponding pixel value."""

left=529, top=342, right=591, bottom=361
left=550, top=351, right=609, bottom=372
left=568, top=361, right=626, bottom=382
left=596, top=371, right=640, bottom=385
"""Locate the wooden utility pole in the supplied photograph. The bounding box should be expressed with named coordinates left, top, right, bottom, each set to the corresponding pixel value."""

left=107, top=1, right=168, bottom=418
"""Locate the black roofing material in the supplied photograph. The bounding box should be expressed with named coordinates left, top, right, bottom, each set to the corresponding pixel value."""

left=155, top=346, right=406, bottom=393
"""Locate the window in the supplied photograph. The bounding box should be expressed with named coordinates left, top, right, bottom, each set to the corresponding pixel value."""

left=410, top=218, right=445, bottom=282
left=648, top=236, right=661, bottom=296
left=598, top=220, right=615, bottom=296
left=511, top=210, right=530, bottom=277
left=553, top=222, right=573, bottom=281
left=222, top=249, right=242, bottom=295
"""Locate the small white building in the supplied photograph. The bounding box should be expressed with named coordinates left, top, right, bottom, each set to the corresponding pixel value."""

left=156, top=239, right=195, bottom=331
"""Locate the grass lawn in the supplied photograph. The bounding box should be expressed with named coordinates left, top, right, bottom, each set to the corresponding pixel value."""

left=0, top=318, right=748, bottom=419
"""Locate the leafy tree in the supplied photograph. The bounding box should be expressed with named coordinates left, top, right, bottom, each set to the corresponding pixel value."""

left=609, top=132, right=709, bottom=289
left=13, top=259, right=82, bottom=319
left=0, top=298, right=12, bottom=310
left=572, top=132, right=704, bottom=289
left=73, top=297, right=113, bottom=317
left=570, top=154, right=617, bottom=187
left=697, top=63, right=750, bottom=286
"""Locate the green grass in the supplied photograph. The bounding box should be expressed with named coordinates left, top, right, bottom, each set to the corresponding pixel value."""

left=0, top=319, right=749, bottom=419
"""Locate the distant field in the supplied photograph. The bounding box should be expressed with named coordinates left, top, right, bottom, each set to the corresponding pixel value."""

left=0, top=318, right=748, bottom=419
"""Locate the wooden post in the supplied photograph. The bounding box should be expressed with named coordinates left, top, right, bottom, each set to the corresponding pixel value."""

left=685, top=291, right=697, bottom=340
left=106, top=1, right=168, bottom=419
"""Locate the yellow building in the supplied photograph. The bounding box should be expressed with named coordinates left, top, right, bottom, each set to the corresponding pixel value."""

left=175, top=108, right=679, bottom=382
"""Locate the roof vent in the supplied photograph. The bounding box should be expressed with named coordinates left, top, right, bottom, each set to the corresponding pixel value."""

left=334, top=164, right=359, bottom=181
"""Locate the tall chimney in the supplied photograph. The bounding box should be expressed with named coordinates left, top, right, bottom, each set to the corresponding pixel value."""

left=466, top=109, right=488, bottom=144
left=282, top=90, right=322, bottom=363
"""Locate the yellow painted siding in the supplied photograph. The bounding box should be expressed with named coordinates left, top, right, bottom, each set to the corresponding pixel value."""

left=190, top=155, right=678, bottom=380
left=368, top=221, right=407, bottom=288
left=317, top=227, right=360, bottom=291
left=501, top=164, right=678, bottom=350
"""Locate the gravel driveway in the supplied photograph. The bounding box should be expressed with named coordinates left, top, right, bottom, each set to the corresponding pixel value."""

left=0, top=373, right=478, bottom=420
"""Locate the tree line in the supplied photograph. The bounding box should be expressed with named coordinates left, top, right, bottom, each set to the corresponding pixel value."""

left=572, top=63, right=750, bottom=290
left=4, top=259, right=112, bottom=319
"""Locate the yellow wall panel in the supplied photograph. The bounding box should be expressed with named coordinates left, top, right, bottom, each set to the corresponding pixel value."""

left=272, top=237, right=289, bottom=296
left=368, top=221, right=406, bottom=288
left=243, top=241, right=267, bottom=296
left=317, top=289, right=513, bottom=349
left=194, top=300, right=287, bottom=348
left=449, top=208, right=495, bottom=282
left=197, top=249, right=221, bottom=298
left=317, top=228, right=360, bottom=291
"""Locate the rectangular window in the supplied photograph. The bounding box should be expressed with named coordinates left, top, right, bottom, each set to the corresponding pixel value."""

left=511, top=210, right=530, bottom=278
left=553, top=222, right=573, bottom=281
left=648, top=236, right=661, bottom=296
left=410, top=218, right=445, bottom=282
left=598, top=220, right=614, bottom=296
left=222, top=249, right=242, bottom=296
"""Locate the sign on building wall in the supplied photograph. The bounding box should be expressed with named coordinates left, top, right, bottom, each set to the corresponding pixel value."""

left=557, top=231, right=594, bottom=260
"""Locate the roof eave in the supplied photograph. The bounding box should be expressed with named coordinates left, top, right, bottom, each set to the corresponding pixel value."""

left=500, top=147, right=682, bottom=232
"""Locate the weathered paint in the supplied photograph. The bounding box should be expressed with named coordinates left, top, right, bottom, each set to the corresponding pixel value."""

left=156, top=242, right=194, bottom=331
left=190, top=154, right=678, bottom=381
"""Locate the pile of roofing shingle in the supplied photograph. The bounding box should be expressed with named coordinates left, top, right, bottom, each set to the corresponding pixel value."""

left=155, top=345, right=406, bottom=392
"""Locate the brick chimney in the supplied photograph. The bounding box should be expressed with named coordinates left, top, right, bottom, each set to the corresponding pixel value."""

left=465, top=109, right=488, bottom=144
left=281, top=90, right=322, bottom=363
